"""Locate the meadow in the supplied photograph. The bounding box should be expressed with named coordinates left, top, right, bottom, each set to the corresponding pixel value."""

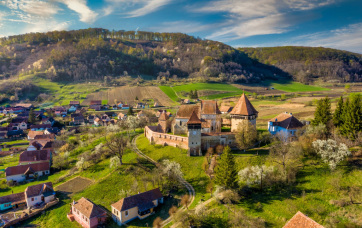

left=264, top=80, right=330, bottom=92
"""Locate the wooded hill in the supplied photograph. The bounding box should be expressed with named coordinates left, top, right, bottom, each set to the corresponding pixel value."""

left=239, top=46, right=362, bottom=83
left=0, top=28, right=360, bottom=86
left=0, top=28, right=287, bottom=84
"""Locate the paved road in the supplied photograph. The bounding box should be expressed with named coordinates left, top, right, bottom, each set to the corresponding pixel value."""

left=131, top=135, right=195, bottom=227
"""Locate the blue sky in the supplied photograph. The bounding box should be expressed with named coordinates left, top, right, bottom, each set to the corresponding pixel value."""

left=1, top=0, right=362, bottom=53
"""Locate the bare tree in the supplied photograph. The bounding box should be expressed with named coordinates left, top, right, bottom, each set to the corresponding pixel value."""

left=153, top=217, right=163, bottom=228
left=105, top=133, right=129, bottom=165
left=181, top=194, right=190, bottom=209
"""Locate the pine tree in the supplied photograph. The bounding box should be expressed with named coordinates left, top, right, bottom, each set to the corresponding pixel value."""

left=214, top=146, right=238, bottom=189
left=189, top=90, right=194, bottom=99
left=333, top=96, right=344, bottom=127
left=194, top=89, right=198, bottom=99
left=127, top=106, right=134, bottom=116
left=312, top=97, right=332, bottom=126
left=28, top=109, right=36, bottom=124
left=340, top=94, right=361, bottom=140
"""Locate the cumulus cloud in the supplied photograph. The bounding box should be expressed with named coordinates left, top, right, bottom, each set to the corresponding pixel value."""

left=58, top=0, right=98, bottom=23
left=22, top=20, right=70, bottom=33
left=194, top=0, right=335, bottom=40
left=19, top=0, right=61, bottom=17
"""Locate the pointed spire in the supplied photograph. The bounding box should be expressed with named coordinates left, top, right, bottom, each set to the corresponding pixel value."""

left=187, top=110, right=201, bottom=124
left=230, top=93, right=258, bottom=116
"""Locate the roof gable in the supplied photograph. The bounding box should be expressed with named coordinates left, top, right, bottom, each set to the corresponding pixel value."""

left=201, top=100, right=221, bottom=115
left=73, top=197, right=106, bottom=219
left=187, top=110, right=202, bottom=124
left=283, top=211, right=324, bottom=228
left=270, top=113, right=304, bottom=129
left=230, top=93, right=258, bottom=116
left=112, top=188, right=163, bottom=212
left=176, top=105, right=200, bottom=118
left=25, top=182, right=53, bottom=198
left=5, top=162, right=50, bottom=176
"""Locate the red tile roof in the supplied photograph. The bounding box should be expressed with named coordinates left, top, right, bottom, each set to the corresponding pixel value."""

left=5, top=162, right=50, bottom=176
left=19, top=150, right=51, bottom=163
left=187, top=110, right=202, bottom=124
left=283, top=211, right=324, bottom=228
left=0, top=192, right=25, bottom=204
left=270, top=113, right=304, bottom=129
left=28, top=130, right=44, bottom=139
left=90, top=100, right=102, bottom=105
left=230, top=93, right=258, bottom=116
left=201, top=100, right=221, bottom=115
left=25, top=182, right=53, bottom=198
left=73, top=197, right=107, bottom=219
left=112, top=188, right=163, bottom=212
left=176, top=105, right=200, bottom=118
left=219, top=106, right=233, bottom=113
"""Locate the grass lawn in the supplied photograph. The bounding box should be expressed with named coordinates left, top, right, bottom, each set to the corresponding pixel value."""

left=159, top=86, right=179, bottom=102
left=0, top=154, right=20, bottom=178
left=264, top=80, right=330, bottom=92
left=0, top=139, right=28, bottom=146
left=160, top=83, right=249, bottom=101
left=136, top=135, right=211, bottom=209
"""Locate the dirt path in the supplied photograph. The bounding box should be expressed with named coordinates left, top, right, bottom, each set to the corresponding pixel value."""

left=131, top=135, right=195, bottom=228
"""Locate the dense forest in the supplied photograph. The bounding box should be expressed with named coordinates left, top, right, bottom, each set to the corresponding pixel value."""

left=240, top=46, right=362, bottom=83
left=0, top=28, right=287, bottom=83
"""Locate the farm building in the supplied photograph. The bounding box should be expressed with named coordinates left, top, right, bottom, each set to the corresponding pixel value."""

left=268, top=112, right=304, bottom=140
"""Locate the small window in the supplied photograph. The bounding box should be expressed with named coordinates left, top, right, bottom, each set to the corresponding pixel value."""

left=31, top=198, right=34, bottom=201
left=125, top=210, right=129, bottom=217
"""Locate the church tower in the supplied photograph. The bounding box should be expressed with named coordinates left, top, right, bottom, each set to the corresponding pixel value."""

left=230, top=93, right=258, bottom=132
left=158, top=111, right=169, bottom=133
left=187, top=111, right=202, bottom=156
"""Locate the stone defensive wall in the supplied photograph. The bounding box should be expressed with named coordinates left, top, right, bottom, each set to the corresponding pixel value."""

left=145, top=126, right=189, bottom=149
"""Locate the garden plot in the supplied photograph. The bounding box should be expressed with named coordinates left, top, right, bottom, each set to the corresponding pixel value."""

left=55, top=176, right=93, bottom=195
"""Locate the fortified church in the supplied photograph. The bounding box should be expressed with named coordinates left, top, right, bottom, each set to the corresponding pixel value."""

left=145, top=94, right=258, bottom=156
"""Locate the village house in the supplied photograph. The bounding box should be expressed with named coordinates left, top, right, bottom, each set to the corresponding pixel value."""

left=117, top=102, right=124, bottom=108
left=53, top=106, right=67, bottom=116
left=89, top=100, right=102, bottom=111
left=71, top=113, right=85, bottom=125
left=10, top=118, right=28, bottom=130
left=69, top=101, right=80, bottom=107
left=111, top=188, right=163, bottom=226
left=28, top=130, right=44, bottom=140
left=7, top=130, right=24, bottom=139
left=67, top=197, right=108, bottom=228
left=117, top=113, right=127, bottom=120
left=25, top=182, right=56, bottom=209
left=135, top=103, right=148, bottom=109
left=44, top=127, right=60, bottom=135
left=87, top=115, right=96, bottom=124
left=122, top=104, right=129, bottom=110
left=0, top=192, right=26, bottom=211
left=30, top=124, right=52, bottom=131
left=41, top=117, right=54, bottom=125
left=5, top=161, right=50, bottom=183
left=268, top=112, right=305, bottom=140
left=19, top=150, right=52, bottom=165
left=112, top=105, right=118, bottom=110
left=183, top=99, right=190, bottom=104
left=283, top=211, right=324, bottom=228
left=68, top=105, right=78, bottom=113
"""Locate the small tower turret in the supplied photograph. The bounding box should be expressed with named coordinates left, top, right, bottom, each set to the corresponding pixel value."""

left=187, top=111, right=202, bottom=156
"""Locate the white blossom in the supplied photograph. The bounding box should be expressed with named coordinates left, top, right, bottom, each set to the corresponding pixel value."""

left=107, top=124, right=120, bottom=132
left=312, top=139, right=350, bottom=170
left=110, top=156, right=121, bottom=168
left=162, top=159, right=183, bottom=179
left=238, top=165, right=274, bottom=186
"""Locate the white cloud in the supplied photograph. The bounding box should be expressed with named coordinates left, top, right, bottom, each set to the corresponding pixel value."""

left=58, top=0, right=98, bottom=23
left=102, top=0, right=172, bottom=18
left=194, top=0, right=335, bottom=40
left=289, top=23, right=362, bottom=53
left=19, top=0, right=61, bottom=17
left=127, top=0, right=171, bottom=18
left=22, top=20, right=70, bottom=33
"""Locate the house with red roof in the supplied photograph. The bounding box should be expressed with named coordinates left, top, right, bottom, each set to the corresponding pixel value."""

left=283, top=211, right=324, bottom=228
left=19, top=150, right=52, bottom=165
left=67, top=197, right=107, bottom=228
left=25, top=182, right=55, bottom=208
left=111, top=188, right=163, bottom=225
left=5, top=161, right=50, bottom=183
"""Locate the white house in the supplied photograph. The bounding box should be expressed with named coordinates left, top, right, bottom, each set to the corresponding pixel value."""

left=111, top=188, right=163, bottom=226
left=5, top=162, right=50, bottom=183
left=25, top=182, right=56, bottom=208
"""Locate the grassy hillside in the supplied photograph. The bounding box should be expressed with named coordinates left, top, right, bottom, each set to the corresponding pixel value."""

left=264, top=80, right=330, bottom=92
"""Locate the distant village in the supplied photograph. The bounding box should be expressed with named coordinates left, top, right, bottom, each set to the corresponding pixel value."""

left=0, top=95, right=312, bottom=227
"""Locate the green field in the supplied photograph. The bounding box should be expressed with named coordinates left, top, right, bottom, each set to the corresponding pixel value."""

left=265, top=80, right=330, bottom=92
left=159, top=86, right=179, bottom=102
left=160, top=83, right=247, bottom=101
